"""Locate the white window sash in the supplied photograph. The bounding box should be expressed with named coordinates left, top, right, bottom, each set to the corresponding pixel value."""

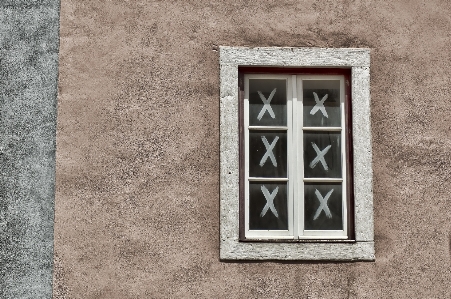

left=297, top=75, right=347, bottom=239
left=244, top=74, right=348, bottom=240
left=244, top=74, right=294, bottom=239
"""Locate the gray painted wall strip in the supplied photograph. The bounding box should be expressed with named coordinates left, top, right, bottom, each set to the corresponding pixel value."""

left=0, top=1, right=60, bottom=298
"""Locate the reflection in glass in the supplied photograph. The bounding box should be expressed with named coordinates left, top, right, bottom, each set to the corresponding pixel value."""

left=304, top=183, right=343, bottom=230
left=249, top=183, right=288, bottom=230
left=249, top=131, right=287, bottom=178
left=249, top=79, right=287, bottom=126
left=303, top=80, right=341, bottom=127
left=304, top=132, right=341, bottom=178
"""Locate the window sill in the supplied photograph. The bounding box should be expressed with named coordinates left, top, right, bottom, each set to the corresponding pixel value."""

left=221, top=240, right=375, bottom=261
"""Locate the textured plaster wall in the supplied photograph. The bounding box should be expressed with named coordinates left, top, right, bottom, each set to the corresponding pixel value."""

left=54, top=0, right=451, bottom=298
left=0, top=1, right=60, bottom=298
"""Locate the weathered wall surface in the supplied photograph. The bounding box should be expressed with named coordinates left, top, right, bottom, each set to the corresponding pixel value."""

left=0, top=1, right=60, bottom=298
left=54, top=0, right=451, bottom=298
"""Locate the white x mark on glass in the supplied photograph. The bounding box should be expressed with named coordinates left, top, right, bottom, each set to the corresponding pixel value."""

left=260, top=136, right=279, bottom=167
left=257, top=88, right=277, bottom=120
left=260, top=185, right=279, bottom=218
left=310, top=92, right=329, bottom=118
left=309, top=142, right=331, bottom=170
left=313, top=189, right=334, bottom=220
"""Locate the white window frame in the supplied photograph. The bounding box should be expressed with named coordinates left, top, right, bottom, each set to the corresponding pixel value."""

left=244, top=75, right=348, bottom=240
left=220, top=47, right=374, bottom=260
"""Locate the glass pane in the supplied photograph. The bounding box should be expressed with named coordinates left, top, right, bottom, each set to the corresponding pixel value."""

left=249, top=131, right=287, bottom=178
left=304, top=183, right=343, bottom=230
left=249, top=182, right=288, bottom=230
left=303, top=80, right=341, bottom=127
left=249, top=79, right=287, bottom=126
left=304, top=131, right=341, bottom=178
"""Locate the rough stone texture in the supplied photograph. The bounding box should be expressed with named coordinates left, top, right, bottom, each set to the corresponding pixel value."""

left=222, top=241, right=374, bottom=261
left=351, top=66, right=374, bottom=242
left=220, top=47, right=373, bottom=260
left=220, top=46, right=370, bottom=67
left=54, top=0, right=451, bottom=298
left=0, top=1, right=60, bottom=299
left=219, top=64, right=240, bottom=247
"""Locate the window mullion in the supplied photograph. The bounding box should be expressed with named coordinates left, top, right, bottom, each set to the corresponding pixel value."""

left=297, top=76, right=305, bottom=238
left=290, top=75, right=298, bottom=238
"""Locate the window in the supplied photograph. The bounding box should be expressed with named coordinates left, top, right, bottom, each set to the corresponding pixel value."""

left=241, top=71, right=352, bottom=241
left=220, top=47, right=373, bottom=260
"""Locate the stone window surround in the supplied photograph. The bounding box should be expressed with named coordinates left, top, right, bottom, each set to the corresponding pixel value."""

left=220, top=46, right=374, bottom=261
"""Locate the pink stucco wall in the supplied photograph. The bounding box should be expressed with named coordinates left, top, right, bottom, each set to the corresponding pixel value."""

left=53, top=1, right=451, bottom=298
